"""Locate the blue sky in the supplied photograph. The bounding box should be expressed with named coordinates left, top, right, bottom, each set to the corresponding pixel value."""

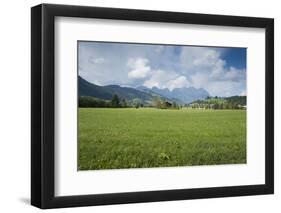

left=78, top=41, right=246, bottom=97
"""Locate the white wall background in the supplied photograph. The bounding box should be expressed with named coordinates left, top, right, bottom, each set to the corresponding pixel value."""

left=0, top=0, right=279, bottom=212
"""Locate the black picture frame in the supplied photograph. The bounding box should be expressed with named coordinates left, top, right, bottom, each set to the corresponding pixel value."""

left=31, top=3, right=274, bottom=209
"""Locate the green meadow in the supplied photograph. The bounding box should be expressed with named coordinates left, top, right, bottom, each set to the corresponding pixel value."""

left=78, top=108, right=246, bottom=170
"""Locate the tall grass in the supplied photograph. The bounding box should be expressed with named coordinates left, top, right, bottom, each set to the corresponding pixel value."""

left=78, top=108, right=246, bottom=170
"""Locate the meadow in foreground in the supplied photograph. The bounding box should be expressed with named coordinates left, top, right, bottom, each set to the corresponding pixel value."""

left=78, top=108, right=246, bottom=170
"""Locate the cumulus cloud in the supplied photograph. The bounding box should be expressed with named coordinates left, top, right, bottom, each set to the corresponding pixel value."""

left=180, top=46, right=246, bottom=96
left=224, top=67, right=246, bottom=81
left=143, top=70, right=190, bottom=91
left=127, top=58, right=151, bottom=79
left=79, top=41, right=246, bottom=96
left=143, top=70, right=176, bottom=89
left=166, top=76, right=190, bottom=90
left=128, top=58, right=190, bottom=90
left=180, top=47, right=222, bottom=71
left=190, top=73, right=209, bottom=89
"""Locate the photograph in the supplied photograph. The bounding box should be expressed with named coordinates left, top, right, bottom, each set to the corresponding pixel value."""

left=30, top=3, right=274, bottom=209
left=78, top=41, right=247, bottom=170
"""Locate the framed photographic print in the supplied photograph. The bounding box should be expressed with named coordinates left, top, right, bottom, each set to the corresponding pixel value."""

left=31, top=4, right=274, bottom=209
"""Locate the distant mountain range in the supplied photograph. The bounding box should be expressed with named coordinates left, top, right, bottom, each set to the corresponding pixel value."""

left=137, top=86, right=209, bottom=104
left=79, top=76, right=210, bottom=104
left=79, top=76, right=167, bottom=105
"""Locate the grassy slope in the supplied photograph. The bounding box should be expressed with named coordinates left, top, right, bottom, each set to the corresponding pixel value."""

left=79, top=108, right=246, bottom=170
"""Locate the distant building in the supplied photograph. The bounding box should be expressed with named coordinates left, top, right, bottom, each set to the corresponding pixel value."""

left=238, top=104, right=247, bottom=109
left=164, top=101, right=172, bottom=108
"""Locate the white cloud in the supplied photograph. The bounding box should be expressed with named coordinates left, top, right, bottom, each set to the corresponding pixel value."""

left=180, top=46, right=246, bottom=96
left=190, top=73, right=209, bottom=89
left=79, top=42, right=246, bottom=96
left=180, top=47, right=221, bottom=71
left=166, top=76, right=190, bottom=90
left=143, top=70, right=190, bottom=91
left=143, top=78, right=160, bottom=88
left=224, top=67, right=246, bottom=81
left=127, top=58, right=151, bottom=79
left=143, top=70, right=173, bottom=88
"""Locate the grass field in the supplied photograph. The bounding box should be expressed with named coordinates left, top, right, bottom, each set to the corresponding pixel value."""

left=78, top=108, right=246, bottom=170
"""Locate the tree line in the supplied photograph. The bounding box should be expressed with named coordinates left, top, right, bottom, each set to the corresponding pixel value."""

left=79, top=94, right=181, bottom=109
left=79, top=94, right=246, bottom=110
left=188, top=96, right=246, bottom=110
left=79, top=95, right=128, bottom=108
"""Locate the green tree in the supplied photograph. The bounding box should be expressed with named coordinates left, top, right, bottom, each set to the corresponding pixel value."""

left=79, top=96, right=111, bottom=108
left=153, top=97, right=162, bottom=109
left=120, top=98, right=127, bottom=108
left=135, top=102, right=140, bottom=109
left=213, top=103, right=219, bottom=109
left=111, top=94, right=120, bottom=108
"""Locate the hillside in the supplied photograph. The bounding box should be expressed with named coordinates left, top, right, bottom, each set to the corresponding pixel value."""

left=79, top=76, right=172, bottom=105
left=79, top=76, right=211, bottom=105
left=79, top=76, right=113, bottom=99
